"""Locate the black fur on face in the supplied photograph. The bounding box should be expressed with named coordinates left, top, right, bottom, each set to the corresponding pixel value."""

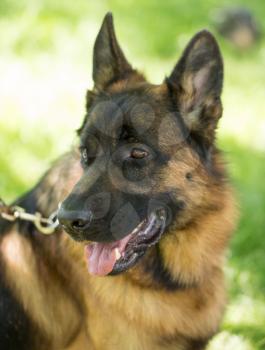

left=58, top=13, right=224, bottom=246
left=62, top=87, right=184, bottom=242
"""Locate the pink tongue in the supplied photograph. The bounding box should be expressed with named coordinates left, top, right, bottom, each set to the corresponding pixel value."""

left=84, top=234, right=133, bottom=276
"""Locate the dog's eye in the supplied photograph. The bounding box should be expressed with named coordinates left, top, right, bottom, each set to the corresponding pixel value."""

left=81, top=148, right=88, bottom=163
left=130, top=148, right=149, bottom=159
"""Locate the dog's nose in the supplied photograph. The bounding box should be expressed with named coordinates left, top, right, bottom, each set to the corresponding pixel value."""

left=57, top=206, right=93, bottom=233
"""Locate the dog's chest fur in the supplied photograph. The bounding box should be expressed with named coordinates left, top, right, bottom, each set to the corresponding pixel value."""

left=60, top=235, right=226, bottom=350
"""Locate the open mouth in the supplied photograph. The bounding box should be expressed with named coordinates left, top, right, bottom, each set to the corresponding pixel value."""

left=84, top=208, right=167, bottom=276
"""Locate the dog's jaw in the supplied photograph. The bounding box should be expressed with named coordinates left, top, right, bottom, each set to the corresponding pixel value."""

left=84, top=209, right=167, bottom=276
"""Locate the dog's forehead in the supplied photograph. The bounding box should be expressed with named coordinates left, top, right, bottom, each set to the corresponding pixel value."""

left=81, top=84, right=187, bottom=153
left=83, top=89, right=164, bottom=139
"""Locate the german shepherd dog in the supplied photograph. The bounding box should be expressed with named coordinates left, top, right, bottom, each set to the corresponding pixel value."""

left=0, top=13, right=237, bottom=350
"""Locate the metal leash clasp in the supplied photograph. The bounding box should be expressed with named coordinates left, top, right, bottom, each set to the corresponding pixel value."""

left=0, top=198, right=59, bottom=235
left=33, top=211, right=59, bottom=235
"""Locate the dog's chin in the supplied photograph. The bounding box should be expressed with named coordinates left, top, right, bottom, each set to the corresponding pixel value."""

left=84, top=209, right=167, bottom=277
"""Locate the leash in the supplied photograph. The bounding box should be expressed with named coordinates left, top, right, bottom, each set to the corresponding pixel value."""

left=0, top=198, right=59, bottom=235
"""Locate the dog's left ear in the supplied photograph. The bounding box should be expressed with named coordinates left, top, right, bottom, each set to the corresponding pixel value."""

left=167, top=30, right=223, bottom=147
left=93, top=13, right=135, bottom=91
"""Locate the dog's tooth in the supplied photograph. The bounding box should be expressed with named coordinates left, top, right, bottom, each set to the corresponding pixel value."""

left=131, top=220, right=145, bottom=234
left=131, top=227, right=138, bottom=234
left=114, top=248, right=121, bottom=260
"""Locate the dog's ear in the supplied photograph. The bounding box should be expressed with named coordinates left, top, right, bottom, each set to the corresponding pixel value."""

left=167, top=30, right=223, bottom=147
left=93, top=13, right=135, bottom=91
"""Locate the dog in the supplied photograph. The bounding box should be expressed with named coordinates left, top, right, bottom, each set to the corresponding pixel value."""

left=0, top=13, right=237, bottom=350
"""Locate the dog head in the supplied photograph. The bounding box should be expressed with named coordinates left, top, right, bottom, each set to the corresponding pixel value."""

left=58, top=13, right=224, bottom=276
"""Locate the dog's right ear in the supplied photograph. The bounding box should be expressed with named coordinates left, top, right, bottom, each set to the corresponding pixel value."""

left=93, top=13, right=135, bottom=91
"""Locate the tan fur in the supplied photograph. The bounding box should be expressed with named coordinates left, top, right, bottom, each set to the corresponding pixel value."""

left=106, top=73, right=146, bottom=94
left=1, top=230, right=83, bottom=349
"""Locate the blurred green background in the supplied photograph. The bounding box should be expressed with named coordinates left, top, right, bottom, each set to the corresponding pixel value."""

left=0, top=1, right=264, bottom=349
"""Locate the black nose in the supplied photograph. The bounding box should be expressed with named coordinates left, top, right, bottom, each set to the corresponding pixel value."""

left=57, top=206, right=93, bottom=233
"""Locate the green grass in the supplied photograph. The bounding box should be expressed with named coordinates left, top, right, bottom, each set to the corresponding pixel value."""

left=218, top=139, right=265, bottom=350
left=0, top=1, right=264, bottom=349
